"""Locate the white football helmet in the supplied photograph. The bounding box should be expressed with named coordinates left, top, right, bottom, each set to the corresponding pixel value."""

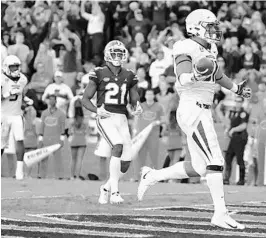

left=104, top=40, right=128, bottom=66
left=186, top=9, right=222, bottom=43
left=2, top=55, right=21, bottom=78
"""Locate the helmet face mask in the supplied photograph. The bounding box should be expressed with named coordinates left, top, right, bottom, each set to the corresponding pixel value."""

left=2, top=55, right=21, bottom=78
left=201, top=21, right=222, bottom=43
left=104, top=40, right=128, bottom=66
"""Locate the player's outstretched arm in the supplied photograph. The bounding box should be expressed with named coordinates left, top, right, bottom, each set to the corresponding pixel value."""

left=82, top=80, right=97, bottom=113
left=216, top=69, right=252, bottom=99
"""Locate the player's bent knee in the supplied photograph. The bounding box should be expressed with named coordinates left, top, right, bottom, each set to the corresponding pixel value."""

left=191, top=161, right=206, bottom=176
left=112, top=144, right=123, bottom=157
left=120, top=161, right=131, bottom=173
left=206, top=165, right=224, bottom=172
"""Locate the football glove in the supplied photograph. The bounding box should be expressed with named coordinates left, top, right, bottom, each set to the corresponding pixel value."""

left=131, top=101, right=143, bottom=116
left=236, top=80, right=252, bottom=99
left=97, top=104, right=111, bottom=118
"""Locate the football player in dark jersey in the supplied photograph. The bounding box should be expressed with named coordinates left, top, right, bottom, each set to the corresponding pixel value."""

left=82, top=40, right=143, bottom=204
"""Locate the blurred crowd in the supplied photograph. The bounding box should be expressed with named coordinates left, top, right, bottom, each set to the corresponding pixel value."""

left=1, top=0, right=266, bottom=185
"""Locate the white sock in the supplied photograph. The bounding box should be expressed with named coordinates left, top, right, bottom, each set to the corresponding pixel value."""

left=109, top=156, right=121, bottom=194
left=154, top=161, right=189, bottom=181
left=206, top=172, right=227, bottom=214
left=16, top=161, right=24, bottom=174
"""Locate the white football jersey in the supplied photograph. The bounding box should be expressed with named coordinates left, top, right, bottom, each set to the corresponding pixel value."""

left=1, top=73, right=28, bottom=116
left=173, top=39, right=218, bottom=104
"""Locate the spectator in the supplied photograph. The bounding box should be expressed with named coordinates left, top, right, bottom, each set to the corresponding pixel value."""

left=251, top=40, right=262, bottom=59
left=34, top=42, right=54, bottom=79
left=23, top=106, right=39, bottom=178
left=133, top=89, right=165, bottom=180
left=155, top=78, right=174, bottom=117
left=136, top=67, right=149, bottom=103
left=38, top=94, right=66, bottom=179
left=224, top=12, right=247, bottom=45
left=1, top=42, right=8, bottom=66
left=151, top=1, right=168, bottom=31
left=7, top=31, right=33, bottom=75
left=224, top=97, right=249, bottom=185
left=128, top=8, right=152, bottom=39
left=240, top=42, right=261, bottom=71
left=42, top=71, right=74, bottom=115
left=127, top=32, right=148, bottom=56
left=222, top=37, right=242, bottom=77
left=147, top=37, right=161, bottom=60
left=68, top=107, right=88, bottom=180
left=81, top=1, right=105, bottom=61
left=28, top=62, right=53, bottom=100
left=2, top=31, right=12, bottom=48
left=61, top=25, right=82, bottom=92
left=161, top=94, right=185, bottom=179
left=149, top=50, right=170, bottom=88
left=136, top=52, right=150, bottom=72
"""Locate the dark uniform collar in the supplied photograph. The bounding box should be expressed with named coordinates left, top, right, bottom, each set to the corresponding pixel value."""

left=191, top=36, right=211, bottom=50
left=106, top=65, right=122, bottom=76
left=4, top=72, right=20, bottom=82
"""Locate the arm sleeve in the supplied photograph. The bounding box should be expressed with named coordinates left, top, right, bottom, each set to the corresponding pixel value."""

left=82, top=12, right=92, bottom=21
left=174, top=54, right=192, bottom=76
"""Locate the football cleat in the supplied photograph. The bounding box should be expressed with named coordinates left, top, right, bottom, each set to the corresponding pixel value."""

left=137, top=166, right=158, bottom=201
left=110, top=192, right=124, bottom=204
left=211, top=212, right=245, bottom=230
left=98, top=185, right=109, bottom=204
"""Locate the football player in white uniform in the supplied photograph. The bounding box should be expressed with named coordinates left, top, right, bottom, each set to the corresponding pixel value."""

left=1, top=55, right=33, bottom=180
left=138, top=9, right=251, bottom=230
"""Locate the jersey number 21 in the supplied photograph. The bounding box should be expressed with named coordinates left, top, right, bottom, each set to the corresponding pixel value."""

left=105, top=83, right=127, bottom=104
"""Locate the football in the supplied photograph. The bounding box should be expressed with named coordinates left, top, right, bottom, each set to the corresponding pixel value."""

left=194, top=57, right=214, bottom=76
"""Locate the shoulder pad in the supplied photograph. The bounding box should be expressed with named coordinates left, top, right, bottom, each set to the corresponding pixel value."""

left=173, top=39, right=196, bottom=57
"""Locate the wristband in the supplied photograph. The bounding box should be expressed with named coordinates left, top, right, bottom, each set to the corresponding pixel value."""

left=230, top=83, right=238, bottom=93
left=178, top=73, right=194, bottom=85
left=60, top=135, right=65, bottom=141
left=38, top=135, right=43, bottom=141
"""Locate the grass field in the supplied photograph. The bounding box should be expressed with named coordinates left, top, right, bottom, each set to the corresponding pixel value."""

left=1, top=178, right=266, bottom=238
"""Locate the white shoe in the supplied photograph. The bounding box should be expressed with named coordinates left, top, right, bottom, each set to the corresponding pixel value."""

left=98, top=185, right=109, bottom=204
left=110, top=192, right=124, bottom=204
left=137, top=166, right=158, bottom=201
left=15, top=170, right=24, bottom=180
left=211, top=212, right=245, bottom=230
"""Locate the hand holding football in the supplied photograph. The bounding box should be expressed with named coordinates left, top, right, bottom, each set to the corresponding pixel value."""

left=192, top=57, right=215, bottom=81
